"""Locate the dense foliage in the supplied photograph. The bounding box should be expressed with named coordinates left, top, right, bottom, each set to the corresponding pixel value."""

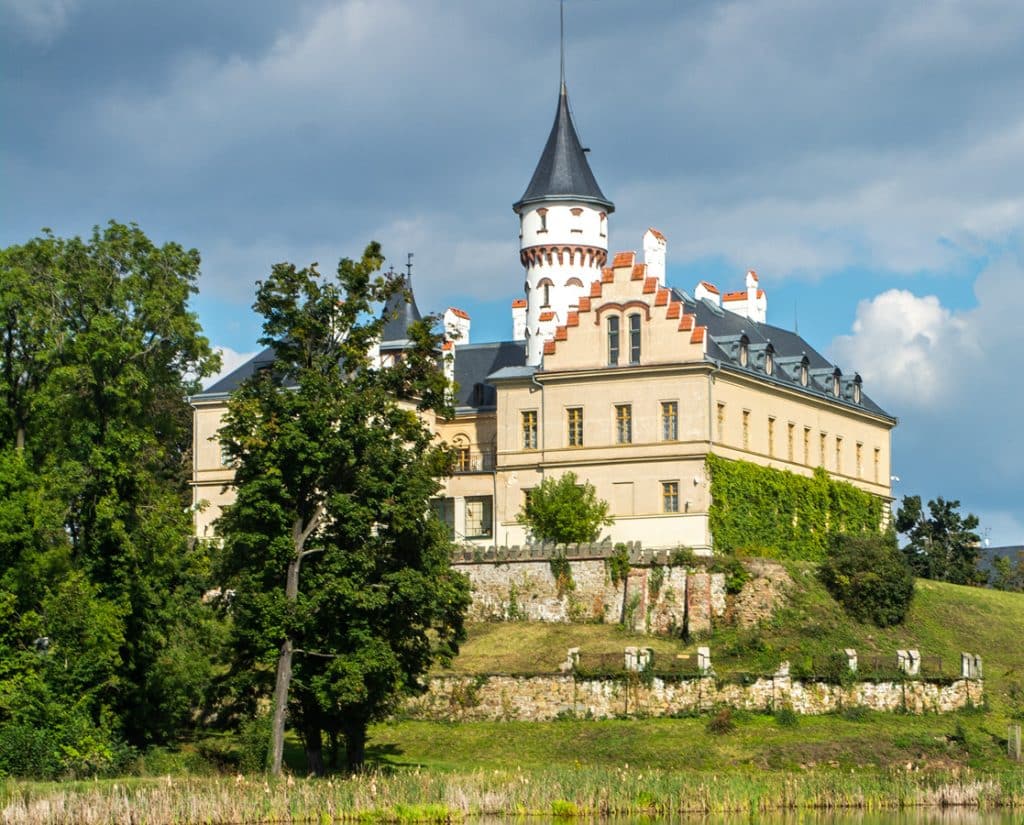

left=819, top=533, right=915, bottom=627
left=707, top=455, right=884, bottom=560
left=215, top=244, right=470, bottom=774
left=989, top=551, right=1024, bottom=592
left=517, top=471, right=613, bottom=544
left=895, top=495, right=983, bottom=584
left=0, top=224, right=220, bottom=776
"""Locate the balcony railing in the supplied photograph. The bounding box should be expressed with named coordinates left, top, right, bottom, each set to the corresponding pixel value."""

left=453, top=449, right=496, bottom=473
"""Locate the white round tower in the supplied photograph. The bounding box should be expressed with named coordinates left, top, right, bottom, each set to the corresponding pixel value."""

left=514, top=84, right=614, bottom=366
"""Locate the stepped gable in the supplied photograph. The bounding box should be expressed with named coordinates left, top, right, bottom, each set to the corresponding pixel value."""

left=539, top=250, right=709, bottom=366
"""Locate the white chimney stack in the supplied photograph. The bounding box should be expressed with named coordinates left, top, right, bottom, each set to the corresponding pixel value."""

left=643, top=228, right=667, bottom=286
left=694, top=280, right=721, bottom=307
left=444, top=307, right=471, bottom=345
left=511, top=299, right=527, bottom=341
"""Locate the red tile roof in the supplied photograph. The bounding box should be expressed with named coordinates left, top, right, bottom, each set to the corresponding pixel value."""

left=699, top=280, right=720, bottom=294
left=642, top=277, right=658, bottom=294
left=722, top=291, right=746, bottom=301
left=543, top=340, right=556, bottom=355
left=631, top=263, right=647, bottom=280
left=511, top=298, right=527, bottom=308
left=647, top=227, right=667, bottom=242
left=612, top=251, right=635, bottom=268
left=447, top=307, right=470, bottom=319
left=539, top=311, right=555, bottom=322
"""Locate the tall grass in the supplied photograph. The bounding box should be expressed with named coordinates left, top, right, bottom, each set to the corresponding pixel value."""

left=3, top=767, right=1023, bottom=824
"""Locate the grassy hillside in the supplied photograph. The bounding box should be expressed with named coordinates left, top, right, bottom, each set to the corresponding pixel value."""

left=367, top=567, right=1024, bottom=773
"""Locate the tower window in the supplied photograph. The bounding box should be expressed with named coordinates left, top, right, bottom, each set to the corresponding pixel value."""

left=537, top=208, right=548, bottom=233
left=567, top=407, right=584, bottom=447
left=661, top=401, right=678, bottom=441
left=615, top=404, right=632, bottom=444
left=628, top=313, right=641, bottom=364
left=542, top=282, right=551, bottom=308
left=607, top=316, right=620, bottom=366
left=599, top=212, right=607, bottom=238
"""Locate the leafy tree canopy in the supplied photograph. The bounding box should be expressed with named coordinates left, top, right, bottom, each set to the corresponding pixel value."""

left=517, top=471, right=613, bottom=544
left=820, top=532, right=915, bottom=627
left=215, top=243, right=470, bottom=774
left=895, top=495, right=983, bottom=585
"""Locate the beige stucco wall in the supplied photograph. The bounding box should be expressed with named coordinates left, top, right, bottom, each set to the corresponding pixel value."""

left=191, top=399, right=234, bottom=537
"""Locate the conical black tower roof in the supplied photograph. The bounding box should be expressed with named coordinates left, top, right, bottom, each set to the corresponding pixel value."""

left=513, top=85, right=614, bottom=214
left=380, top=275, right=422, bottom=348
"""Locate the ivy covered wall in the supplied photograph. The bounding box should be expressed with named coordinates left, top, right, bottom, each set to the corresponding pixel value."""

left=707, top=455, right=884, bottom=560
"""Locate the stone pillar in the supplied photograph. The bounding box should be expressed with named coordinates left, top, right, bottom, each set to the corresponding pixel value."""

left=686, top=572, right=713, bottom=636
left=961, top=652, right=973, bottom=679
left=625, top=647, right=639, bottom=672
left=697, top=646, right=711, bottom=674
left=560, top=647, right=580, bottom=673
left=897, top=649, right=909, bottom=674
left=973, top=655, right=983, bottom=679
left=844, top=648, right=858, bottom=673
left=638, top=647, right=654, bottom=671
left=906, top=650, right=920, bottom=677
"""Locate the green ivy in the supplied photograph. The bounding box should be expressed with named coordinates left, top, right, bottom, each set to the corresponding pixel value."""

left=606, top=543, right=631, bottom=587
left=707, top=455, right=884, bottom=560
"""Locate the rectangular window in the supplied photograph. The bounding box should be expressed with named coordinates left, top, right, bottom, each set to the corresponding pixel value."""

left=464, top=496, right=493, bottom=538
left=804, top=427, right=811, bottom=465
left=835, top=436, right=843, bottom=474
left=742, top=409, right=750, bottom=450
left=856, top=442, right=863, bottom=478
left=820, top=432, right=827, bottom=468
left=615, top=404, right=632, bottom=444
left=521, top=410, right=538, bottom=450
left=767, top=416, right=776, bottom=457
left=717, top=402, right=726, bottom=442
left=429, top=498, right=455, bottom=539
left=220, top=442, right=233, bottom=467
left=522, top=488, right=533, bottom=515
left=787, top=422, right=795, bottom=462
left=662, top=481, right=680, bottom=513
left=629, top=313, right=641, bottom=364
left=607, top=316, right=620, bottom=366
left=661, top=401, right=678, bottom=441
left=567, top=407, right=584, bottom=447
left=455, top=446, right=471, bottom=472
left=874, top=447, right=881, bottom=483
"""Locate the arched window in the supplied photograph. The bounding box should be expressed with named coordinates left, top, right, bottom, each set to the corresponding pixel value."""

left=599, top=212, right=607, bottom=238
left=853, top=374, right=863, bottom=404
left=738, top=335, right=749, bottom=368
left=537, top=278, right=553, bottom=308
left=452, top=434, right=471, bottom=472
left=629, top=313, right=641, bottom=364
left=607, top=315, right=620, bottom=366
left=799, top=356, right=809, bottom=387
left=831, top=369, right=841, bottom=398
left=537, top=207, right=548, bottom=233
left=764, top=343, right=774, bottom=376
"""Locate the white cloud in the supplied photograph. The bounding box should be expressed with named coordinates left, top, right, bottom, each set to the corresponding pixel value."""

left=1, top=0, right=79, bottom=44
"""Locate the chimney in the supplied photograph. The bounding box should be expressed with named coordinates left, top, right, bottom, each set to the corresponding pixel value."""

left=694, top=280, right=721, bottom=307
left=444, top=307, right=471, bottom=346
left=746, top=270, right=766, bottom=323
left=643, top=228, right=667, bottom=286
left=441, top=340, right=455, bottom=395
left=511, top=298, right=527, bottom=341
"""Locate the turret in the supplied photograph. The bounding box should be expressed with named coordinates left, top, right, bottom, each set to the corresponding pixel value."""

left=514, top=84, right=614, bottom=366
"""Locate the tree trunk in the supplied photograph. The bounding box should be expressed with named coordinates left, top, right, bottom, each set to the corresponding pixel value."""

left=269, top=528, right=305, bottom=776
left=303, top=720, right=324, bottom=777
left=327, top=728, right=340, bottom=771
left=344, top=720, right=367, bottom=773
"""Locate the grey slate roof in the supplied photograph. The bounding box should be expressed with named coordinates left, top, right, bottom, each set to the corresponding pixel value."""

left=513, top=85, right=614, bottom=214
left=198, top=346, right=279, bottom=397
left=380, top=276, right=422, bottom=349
left=452, top=341, right=527, bottom=409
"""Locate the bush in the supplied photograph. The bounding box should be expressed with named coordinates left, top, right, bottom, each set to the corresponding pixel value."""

left=819, top=533, right=914, bottom=627
left=705, top=707, right=736, bottom=734
left=0, top=722, right=56, bottom=778
left=774, top=706, right=799, bottom=727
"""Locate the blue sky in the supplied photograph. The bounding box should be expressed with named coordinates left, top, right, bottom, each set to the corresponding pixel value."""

left=3, top=0, right=1023, bottom=545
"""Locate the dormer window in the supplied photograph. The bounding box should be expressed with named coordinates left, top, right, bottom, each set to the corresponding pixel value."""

left=738, top=335, right=749, bottom=368
left=832, top=370, right=841, bottom=398
left=764, top=344, right=774, bottom=376
left=853, top=374, right=863, bottom=404
left=799, top=357, right=809, bottom=387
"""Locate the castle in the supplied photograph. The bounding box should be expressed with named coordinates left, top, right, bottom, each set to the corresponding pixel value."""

left=191, top=80, right=895, bottom=553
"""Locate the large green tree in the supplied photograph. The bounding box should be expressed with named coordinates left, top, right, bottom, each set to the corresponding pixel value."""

left=216, top=244, right=470, bottom=774
left=0, top=223, right=221, bottom=756
left=895, top=495, right=983, bottom=585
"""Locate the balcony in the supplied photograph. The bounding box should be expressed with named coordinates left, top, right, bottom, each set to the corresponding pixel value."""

left=453, top=448, right=496, bottom=474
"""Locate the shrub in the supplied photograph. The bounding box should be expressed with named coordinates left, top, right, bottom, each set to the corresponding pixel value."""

left=774, top=705, right=799, bottom=727
left=819, top=533, right=914, bottom=627
left=706, top=707, right=736, bottom=734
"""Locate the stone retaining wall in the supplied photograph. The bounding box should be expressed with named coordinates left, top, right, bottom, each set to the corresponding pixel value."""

left=407, top=674, right=984, bottom=721
left=453, top=543, right=726, bottom=634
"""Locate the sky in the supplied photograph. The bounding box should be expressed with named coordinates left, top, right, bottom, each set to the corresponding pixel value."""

left=3, top=0, right=1023, bottom=545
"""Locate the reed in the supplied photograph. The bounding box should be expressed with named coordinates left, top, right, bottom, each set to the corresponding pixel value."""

left=3, top=767, right=1023, bottom=824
